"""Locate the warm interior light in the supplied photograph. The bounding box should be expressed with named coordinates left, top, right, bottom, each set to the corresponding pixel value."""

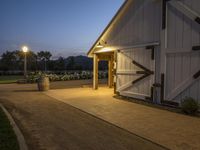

left=22, top=46, right=28, bottom=53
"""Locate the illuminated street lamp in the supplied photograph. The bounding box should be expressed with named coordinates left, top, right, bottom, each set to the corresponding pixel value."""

left=22, top=46, right=29, bottom=78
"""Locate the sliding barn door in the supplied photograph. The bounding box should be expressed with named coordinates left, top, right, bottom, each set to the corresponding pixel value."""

left=163, top=0, right=200, bottom=104
left=116, top=47, right=155, bottom=101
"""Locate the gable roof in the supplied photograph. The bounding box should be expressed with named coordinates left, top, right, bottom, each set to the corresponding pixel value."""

left=87, top=0, right=131, bottom=57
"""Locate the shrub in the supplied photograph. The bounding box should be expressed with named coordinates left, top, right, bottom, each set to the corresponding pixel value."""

left=47, top=74, right=60, bottom=81
left=61, top=74, right=70, bottom=81
left=26, top=72, right=42, bottom=83
left=26, top=71, right=108, bottom=83
left=181, top=97, right=199, bottom=115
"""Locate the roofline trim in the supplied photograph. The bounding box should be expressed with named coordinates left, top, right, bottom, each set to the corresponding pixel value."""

left=87, top=0, right=129, bottom=57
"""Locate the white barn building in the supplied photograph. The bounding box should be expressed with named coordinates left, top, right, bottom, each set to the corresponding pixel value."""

left=87, top=0, right=200, bottom=106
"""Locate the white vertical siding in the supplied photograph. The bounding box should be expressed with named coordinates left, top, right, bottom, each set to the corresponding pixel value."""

left=167, top=0, right=200, bottom=51
left=165, top=0, right=200, bottom=103
left=116, top=48, right=154, bottom=97
left=104, top=0, right=161, bottom=47
left=165, top=53, right=200, bottom=103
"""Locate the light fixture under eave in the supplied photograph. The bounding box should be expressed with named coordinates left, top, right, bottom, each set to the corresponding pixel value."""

left=95, top=47, right=113, bottom=53
left=96, top=42, right=104, bottom=48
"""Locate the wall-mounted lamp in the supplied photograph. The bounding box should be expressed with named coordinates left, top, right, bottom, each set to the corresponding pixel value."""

left=96, top=42, right=104, bottom=48
left=96, top=40, right=107, bottom=48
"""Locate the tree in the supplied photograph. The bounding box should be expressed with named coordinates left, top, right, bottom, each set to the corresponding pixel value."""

left=55, top=57, right=65, bottom=71
left=13, top=50, right=37, bottom=71
left=0, top=51, right=17, bottom=71
left=37, top=51, right=52, bottom=71
left=26, top=51, right=37, bottom=71
left=0, top=50, right=38, bottom=72
left=66, top=56, right=75, bottom=70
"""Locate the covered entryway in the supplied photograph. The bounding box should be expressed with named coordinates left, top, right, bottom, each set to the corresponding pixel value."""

left=93, top=51, right=114, bottom=90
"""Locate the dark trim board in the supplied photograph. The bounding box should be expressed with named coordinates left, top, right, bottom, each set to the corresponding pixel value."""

left=160, top=73, right=179, bottom=107
left=160, top=73, right=165, bottom=102
left=153, top=83, right=161, bottom=87
left=162, top=100, right=179, bottom=107
left=162, top=0, right=172, bottom=30
left=146, top=45, right=155, bottom=60
left=162, top=0, right=167, bottom=29
left=131, top=60, right=154, bottom=86
left=151, top=48, right=155, bottom=60
left=193, top=70, right=200, bottom=79
left=136, top=71, right=148, bottom=74
left=195, top=17, right=200, bottom=24
left=145, top=96, right=153, bottom=101
left=192, top=45, right=200, bottom=51
left=132, top=74, right=149, bottom=85
left=118, top=93, right=154, bottom=103
left=150, top=86, right=154, bottom=101
left=132, top=60, right=153, bottom=73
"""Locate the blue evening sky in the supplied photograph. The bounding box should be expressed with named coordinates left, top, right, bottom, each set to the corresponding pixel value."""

left=0, top=0, right=123, bottom=58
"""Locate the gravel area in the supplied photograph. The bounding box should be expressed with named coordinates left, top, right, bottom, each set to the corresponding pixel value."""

left=0, top=81, right=165, bottom=150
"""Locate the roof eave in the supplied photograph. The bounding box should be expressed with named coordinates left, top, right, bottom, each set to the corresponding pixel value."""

left=87, top=0, right=130, bottom=57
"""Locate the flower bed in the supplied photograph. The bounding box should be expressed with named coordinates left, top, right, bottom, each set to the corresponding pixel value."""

left=26, top=71, right=108, bottom=83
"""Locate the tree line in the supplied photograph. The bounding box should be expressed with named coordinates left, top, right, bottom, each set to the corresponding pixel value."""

left=0, top=50, right=107, bottom=72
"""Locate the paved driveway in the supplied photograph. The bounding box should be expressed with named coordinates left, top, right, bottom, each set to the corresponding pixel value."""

left=0, top=81, right=165, bottom=150
left=46, top=87, right=200, bottom=150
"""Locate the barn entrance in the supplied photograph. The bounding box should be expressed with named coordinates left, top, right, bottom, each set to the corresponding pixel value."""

left=93, top=52, right=114, bottom=90
left=115, top=43, right=159, bottom=102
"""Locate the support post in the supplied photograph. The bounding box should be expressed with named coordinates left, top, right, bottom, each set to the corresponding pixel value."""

left=24, top=52, right=27, bottom=79
left=93, top=54, right=98, bottom=90
left=108, top=56, right=113, bottom=88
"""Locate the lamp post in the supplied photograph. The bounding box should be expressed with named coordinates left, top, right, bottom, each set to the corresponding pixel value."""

left=22, top=46, right=28, bottom=78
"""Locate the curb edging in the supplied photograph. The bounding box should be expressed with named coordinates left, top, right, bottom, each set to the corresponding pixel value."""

left=0, top=103, right=28, bottom=150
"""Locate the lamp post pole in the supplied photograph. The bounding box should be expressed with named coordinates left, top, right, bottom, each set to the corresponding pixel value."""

left=24, top=52, right=27, bottom=78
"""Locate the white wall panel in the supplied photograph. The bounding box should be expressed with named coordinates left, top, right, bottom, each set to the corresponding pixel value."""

left=164, top=0, right=200, bottom=103
left=167, top=0, right=200, bottom=51
left=166, top=53, right=200, bottom=103
left=104, top=0, right=161, bottom=47
left=116, top=47, right=154, bottom=98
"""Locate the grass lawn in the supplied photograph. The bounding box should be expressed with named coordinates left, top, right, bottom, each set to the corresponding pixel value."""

left=0, top=107, right=20, bottom=150
left=0, top=76, right=23, bottom=84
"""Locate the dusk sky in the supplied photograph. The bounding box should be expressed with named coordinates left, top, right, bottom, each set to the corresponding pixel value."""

left=0, top=0, right=123, bottom=58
